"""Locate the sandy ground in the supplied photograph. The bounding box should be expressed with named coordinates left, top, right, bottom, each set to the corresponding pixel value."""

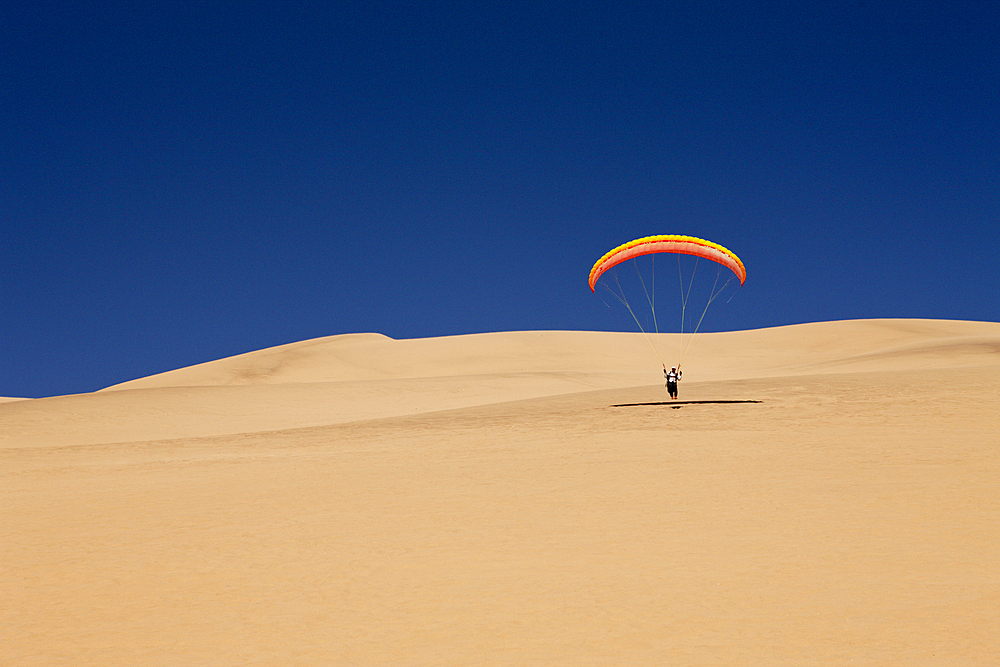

left=3, top=319, right=998, bottom=665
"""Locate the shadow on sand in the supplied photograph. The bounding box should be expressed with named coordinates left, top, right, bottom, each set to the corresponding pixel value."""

left=612, top=400, right=762, bottom=409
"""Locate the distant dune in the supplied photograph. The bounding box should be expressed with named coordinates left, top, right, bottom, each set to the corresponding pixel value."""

left=103, top=318, right=1000, bottom=390
left=3, top=319, right=995, bottom=450
left=3, top=319, right=999, bottom=665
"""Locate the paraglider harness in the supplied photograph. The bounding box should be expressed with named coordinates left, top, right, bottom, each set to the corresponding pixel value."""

left=664, top=365, right=681, bottom=392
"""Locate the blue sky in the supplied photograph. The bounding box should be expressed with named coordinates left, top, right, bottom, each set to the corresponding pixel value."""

left=3, top=1, right=998, bottom=398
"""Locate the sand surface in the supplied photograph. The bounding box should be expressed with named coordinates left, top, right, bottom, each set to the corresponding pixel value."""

left=3, top=319, right=999, bottom=665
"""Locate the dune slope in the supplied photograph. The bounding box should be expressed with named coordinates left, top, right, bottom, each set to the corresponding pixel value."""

left=2, top=319, right=998, bottom=665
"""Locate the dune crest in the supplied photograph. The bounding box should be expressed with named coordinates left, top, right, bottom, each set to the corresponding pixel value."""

left=2, top=319, right=996, bottom=451
left=103, top=318, right=999, bottom=391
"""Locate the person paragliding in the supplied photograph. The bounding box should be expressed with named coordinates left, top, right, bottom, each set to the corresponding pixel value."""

left=590, top=234, right=745, bottom=397
left=663, top=364, right=682, bottom=399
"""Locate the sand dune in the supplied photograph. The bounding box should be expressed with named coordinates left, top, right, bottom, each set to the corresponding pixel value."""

left=3, top=319, right=999, bottom=665
left=101, top=318, right=1000, bottom=389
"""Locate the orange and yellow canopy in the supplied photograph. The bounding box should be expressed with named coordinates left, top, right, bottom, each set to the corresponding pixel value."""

left=589, top=235, right=746, bottom=292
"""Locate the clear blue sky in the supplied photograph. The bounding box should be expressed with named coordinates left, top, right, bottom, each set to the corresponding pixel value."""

left=3, top=1, right=998, bottom=398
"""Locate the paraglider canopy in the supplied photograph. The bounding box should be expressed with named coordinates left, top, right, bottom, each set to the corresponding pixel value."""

left=588, top=233, right=747, bottom=369
left=589, top=235, right=746, bottom=292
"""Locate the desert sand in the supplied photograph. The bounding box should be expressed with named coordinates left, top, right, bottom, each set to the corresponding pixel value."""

left=3, top=318, right=998, bottom=665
